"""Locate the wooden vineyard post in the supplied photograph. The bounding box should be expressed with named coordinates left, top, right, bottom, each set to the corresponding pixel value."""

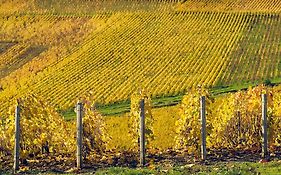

left=139, top=99, right=145, bottom=167
left=76, top=102, right=83, bottom=169
left=261, top=94, right=268, bottom=159
left=200, top=96, right=207, bottom=161
left=14, top=104, right=20, bottom=173
left=237, top=111, right=241, bottom=138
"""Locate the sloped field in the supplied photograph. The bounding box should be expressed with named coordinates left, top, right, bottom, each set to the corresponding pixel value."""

left=0, top=1, right=280, bottom=114
left=179, top=0, right=281, bottom=12
left=0, top=12, right=280, bottom=112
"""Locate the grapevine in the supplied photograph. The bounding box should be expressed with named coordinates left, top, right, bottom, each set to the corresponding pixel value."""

left=175, top=87, right=212, bottom=156
left=128, top=89, right=154, bottom=152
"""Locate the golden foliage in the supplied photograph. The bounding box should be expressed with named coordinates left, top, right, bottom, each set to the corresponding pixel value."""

left=209, top=85, right=273, bottom=150
left=0, top=92, right=109, bottom=160
left=175, top=87, right=212, bottom=155
left=0, top=94, right=75, bottom=158
left=128, top=89, right=154, bottom=151
left=79, top=92, right=110, bottom=154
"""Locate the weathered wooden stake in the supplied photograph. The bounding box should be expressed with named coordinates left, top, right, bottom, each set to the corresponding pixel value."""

left=139, top=99, right=145, bottom=166
left=200, top=96, right=207, bottom=161
left=237, top=111, right=241, bottom=139
left=76, top=102, right=83, bottom=169
left=262, top=94, right=268, bottom=159
left=14, top=105, right=20, bottom=173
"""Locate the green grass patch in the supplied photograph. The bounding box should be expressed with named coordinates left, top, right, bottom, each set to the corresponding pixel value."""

left=61, top=77, right=281, bottom=119
left=60, top=107, right=75, bottom=121
left=4, top=161, right=281, bottom=175
left=95, top=167, right=154, bottom=175
left=60, top=94, right=184, bottom=119
left=87, top=161, right=281, bottom=175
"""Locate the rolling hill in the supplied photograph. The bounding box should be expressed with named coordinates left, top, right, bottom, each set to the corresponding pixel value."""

left=0, top=0, right=280, bottom=114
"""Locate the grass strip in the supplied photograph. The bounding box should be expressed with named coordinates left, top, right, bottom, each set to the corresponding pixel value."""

left=62, top=78, right=281, bottom=119
left=2, top=161, right=281, bottom=174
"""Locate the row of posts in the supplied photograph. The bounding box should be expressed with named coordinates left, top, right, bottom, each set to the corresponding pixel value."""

left=13, top=94, right=268, bottom=172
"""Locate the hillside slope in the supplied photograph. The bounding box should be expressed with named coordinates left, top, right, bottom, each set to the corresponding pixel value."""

left=0, top=0, right=280, bottom=113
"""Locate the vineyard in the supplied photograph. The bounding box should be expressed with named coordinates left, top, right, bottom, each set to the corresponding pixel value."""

left=2, top=85, right=281, bottom=172
left=1, top=0, right=281, bottom=173
left=0, top=11, right=280, bottom=113
left=2, top=0, right=281, bottom=14
left=178, top=0, right=281, bottom=12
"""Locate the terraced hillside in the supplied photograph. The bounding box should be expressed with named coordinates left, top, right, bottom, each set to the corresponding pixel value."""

left=0, top=0, right=280, bottom=114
